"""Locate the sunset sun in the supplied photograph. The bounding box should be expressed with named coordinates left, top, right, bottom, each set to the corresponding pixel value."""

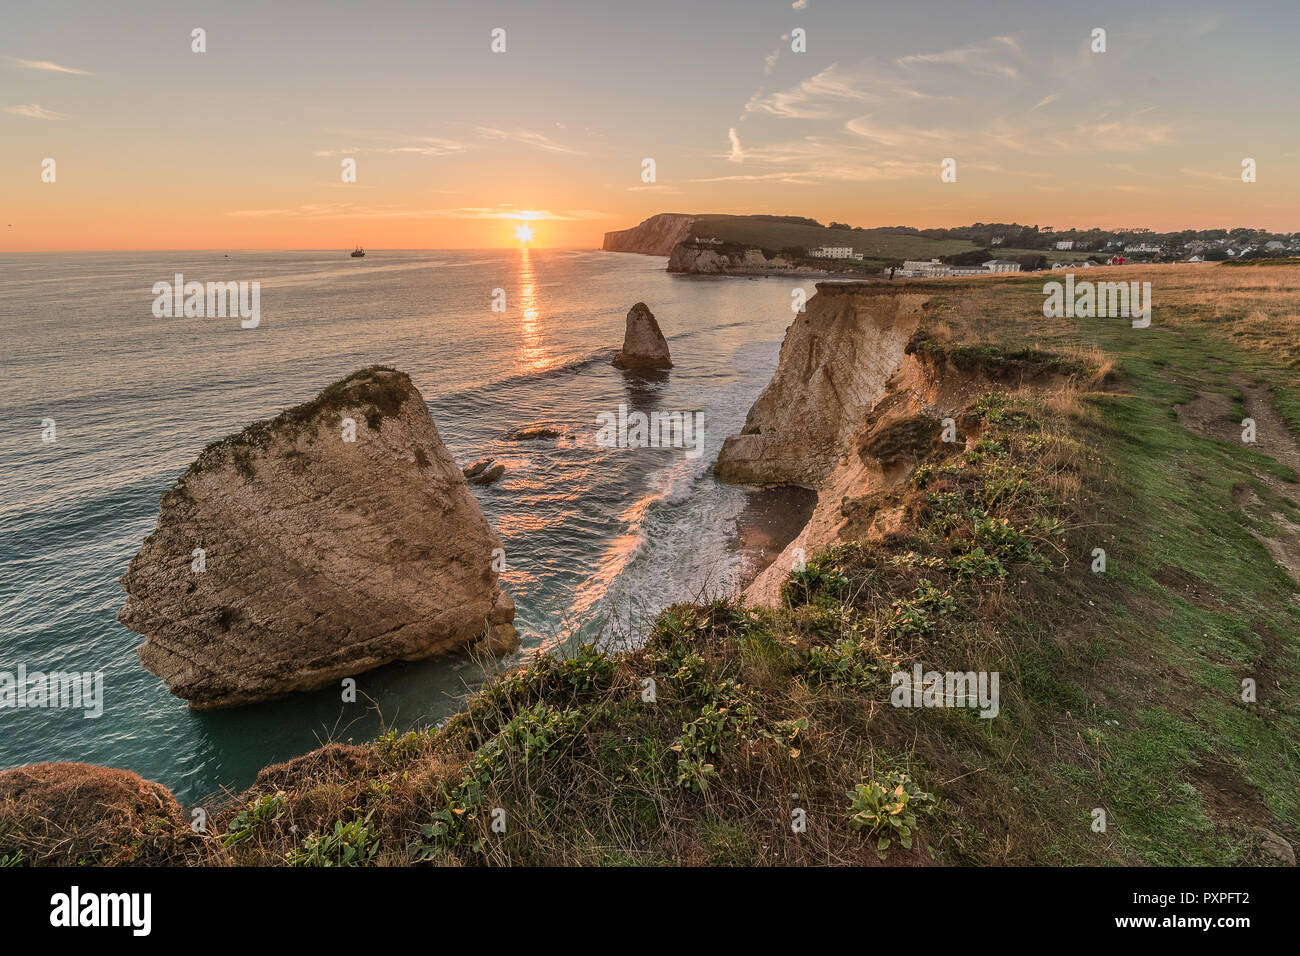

left=514, top=223, right=534, bottom=244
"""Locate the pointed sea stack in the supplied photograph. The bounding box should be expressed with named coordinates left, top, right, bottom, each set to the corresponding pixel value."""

left=612, top=302, right=673, bottom=369
left=119, top=366, right=519, bottom=711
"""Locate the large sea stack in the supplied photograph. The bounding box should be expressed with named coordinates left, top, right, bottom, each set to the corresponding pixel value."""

left=119, top=366, right=518, bottom=711
left=612, top=302, right=673, bottom=369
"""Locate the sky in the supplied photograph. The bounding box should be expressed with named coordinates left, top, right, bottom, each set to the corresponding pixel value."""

left=2, top=0, right=1298, bottom=250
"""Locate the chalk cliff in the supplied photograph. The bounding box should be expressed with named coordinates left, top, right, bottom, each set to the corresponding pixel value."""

left=717, top=283, right=1032, bottom=605
left=602, top=213, right=696, bottom=256
left=119, top=366, right=518, bottom=710
left=666, top=243, right=800, bottom=275
left=715, top=285, right=932, bottom=486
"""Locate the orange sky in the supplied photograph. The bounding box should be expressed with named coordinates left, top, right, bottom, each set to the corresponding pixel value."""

left=4, top=1, right=1297, bottom=251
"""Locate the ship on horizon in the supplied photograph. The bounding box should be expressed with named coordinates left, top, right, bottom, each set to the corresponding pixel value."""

left=350, top=246, right=365, bottom=258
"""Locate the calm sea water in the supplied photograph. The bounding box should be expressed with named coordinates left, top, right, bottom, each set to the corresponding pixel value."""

left=0, top=249, right=796, bottom=802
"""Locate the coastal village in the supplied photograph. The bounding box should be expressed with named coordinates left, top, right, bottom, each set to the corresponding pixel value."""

left=665, top=218, right=1300, bottom=278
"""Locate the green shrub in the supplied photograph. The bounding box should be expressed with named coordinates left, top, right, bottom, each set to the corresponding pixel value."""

left=847, top=771, right=936, bottom=860
left=885, top=580, right=956, bottom=638
left=951, top=546, right=1006, bottom=580
left=805, top=638, right=877, bottom=687
left=288, top=813, right=379, bottom=867
left=223, top=792, right=286, bottom=848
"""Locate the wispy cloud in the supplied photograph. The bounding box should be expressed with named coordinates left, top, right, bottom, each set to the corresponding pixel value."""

left=314, top=136, right=468, bottom=158
left=896, top=36, right=1021, bottom=80
left=473, top=126, right=583, bottom=154
left=1180, top=167, right=1234, bottom=182
left=746, top=58, right=953, bottom=119
left=4, top=57, right=91, bottom=75
left=727, top=127, right=744, bottom=163
left=727, top=31, right=1182, bottom=189
left=4, top=104, right=67, bottom=120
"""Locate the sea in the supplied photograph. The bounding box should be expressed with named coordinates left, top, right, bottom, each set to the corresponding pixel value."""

left=0, top=249, right=803, bottom=802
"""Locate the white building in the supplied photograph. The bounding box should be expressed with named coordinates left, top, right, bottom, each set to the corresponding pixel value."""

left=692, top=236, right=723, bottom=245
left=900, top=258, right=952, bottom=277
left=809, top=245, right=863, bottom=260
left=1055, top=240, right=1074, bottom=250
left=982, top=259, right=1022, bottom=273
left=1124, top=243, right=1161, bottom=254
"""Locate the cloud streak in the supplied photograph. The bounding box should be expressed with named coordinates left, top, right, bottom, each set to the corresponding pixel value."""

left=4, top=104, right=67, bottom=120
left=4, top=57, right=92, bottom=75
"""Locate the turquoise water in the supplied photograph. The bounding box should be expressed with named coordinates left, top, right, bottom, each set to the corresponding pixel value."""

left=0, top=249, right=797, bottom=802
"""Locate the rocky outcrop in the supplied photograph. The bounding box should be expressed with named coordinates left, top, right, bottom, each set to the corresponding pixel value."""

left=613, top=302, right=673, bottom=369
left=464, top=458, right=505, bottom=485
left=0, top=762, right=197, bottom=866
left=119, top=366, right=519, bottom=711
left=666, top=243, right=801, bottom=275
left=602, top=213, right=697, bottom=256
left=715, top=284, right=932, bottom=486
left=505, top=424, right=569, bottom=441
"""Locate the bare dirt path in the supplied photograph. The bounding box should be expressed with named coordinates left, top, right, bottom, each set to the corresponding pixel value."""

left=1177, top=377, right=1300, bottom=587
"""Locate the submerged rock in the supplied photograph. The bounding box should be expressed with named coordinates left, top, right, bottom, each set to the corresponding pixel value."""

left=467, top=462, right=505, bottom=486
left=119, top=366, right=519, bottom=711
left=462, top=457, right=493, bottom=478
left=612, top=302, right=673, bottom=369
left=505, top=424, right=568, bottom=441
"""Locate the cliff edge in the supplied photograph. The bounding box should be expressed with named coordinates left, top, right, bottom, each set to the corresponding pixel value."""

left=602, top=213, right=696, bottom=256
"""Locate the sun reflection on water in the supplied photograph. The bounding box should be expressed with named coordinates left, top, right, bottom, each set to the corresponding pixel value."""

left=515, top=248, right=548, bottom=375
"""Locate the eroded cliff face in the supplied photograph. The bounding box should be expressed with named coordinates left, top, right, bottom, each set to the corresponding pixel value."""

left=715, top=284, right=932, bottom=486
left=666, top=243, right=797, bottom=275
left=602, top=214, right=697, bottom=256
left=717, top=283, right=1027, bottom=606
left=119, top=366, right=518, bottom=710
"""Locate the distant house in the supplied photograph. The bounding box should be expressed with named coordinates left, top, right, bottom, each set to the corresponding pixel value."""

left=1124, top=243, right=1161, bottom=254
left=809, top=245, right=863, bottom=260
left=692, top=236, right=723, bottom=245
left=1081, top=261, right=1096, bottom=268
left=1187, top=255, right=1204, bottom=263
left=1266, top=240, right=1285, bottom=251
left=1055, top=240, right=1074, bottom=250
left=900, top=258, right=952, bottom=277
left=982, top=259, right=1021, bottom=273
left=990, top=237, right=1005, bottom=246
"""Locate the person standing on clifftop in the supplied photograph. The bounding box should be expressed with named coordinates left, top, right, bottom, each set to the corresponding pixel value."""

left=889, top=266, right=896, bottom=280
